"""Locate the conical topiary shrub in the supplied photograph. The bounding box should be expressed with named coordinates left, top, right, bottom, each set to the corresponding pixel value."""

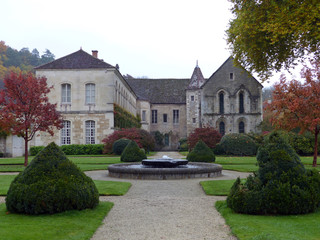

left=6, top=142, right=99, bottom=215
left=187, top=140, right=215, bottom=162
left=227, top=132, right=320, bottom=215
left=121, top=140, right=147, bottom=162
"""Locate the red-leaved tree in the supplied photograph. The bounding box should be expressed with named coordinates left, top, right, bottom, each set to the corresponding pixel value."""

left=0, top=72, right=63, bottom=166
left=187, top=127, right=222, bottom=150
left=102, top=128, right=155, bottom=154
left=269, top=60, right=320, bottom=167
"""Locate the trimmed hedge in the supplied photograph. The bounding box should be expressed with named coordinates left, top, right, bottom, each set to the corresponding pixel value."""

left=6, top=142, right=99, bottom=215
left=112, top=138, right=130, bottom=155
left=121, top=140, right=147, bottom=162
left=187, top=140, right=215, bottom=162
left=219, top=133, right=258, bottom=156
left=30, top=144, right=104, bottom=156
left=227, top=132, right=320, bottom=215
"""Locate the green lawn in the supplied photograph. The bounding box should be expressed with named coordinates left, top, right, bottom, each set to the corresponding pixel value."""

left=0, top=175, right=131, bottom=196
left=200, top=179, right=245, bottom=196
left=216, top=201, right=320, bottom=240
left=1, top=202, right=113, bottom=240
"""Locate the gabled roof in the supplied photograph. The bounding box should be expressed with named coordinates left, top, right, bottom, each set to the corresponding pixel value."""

left=35, top=49, right=114, bottom=70
left=187, top=64, right=206, bottom=89
left=126, top=78, right=189, bottom=104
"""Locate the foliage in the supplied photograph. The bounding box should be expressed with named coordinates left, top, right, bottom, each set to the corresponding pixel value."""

left=216, top=200, right=320, bottom=240
left=227, top=0, right=320, bottom=81
left=0, top=202, right=113, bottom=240
left=6, top=142, right=99, bottom=215
left=0, top=41, right=55, bottom=80
left=269, top=61, right=320, bottom=166
left=60, top=144, right=104, bottom=155
left=114, top=104, right=141, bottom=129
left=152, top=131, right=164, bottom=150
left=187, top=127, right=222, bottom=150
left=30, top=144, right=104, bottom=156
left=120, top=140, right=147, bottom=162
left=227, top=133, right=320, bottom=215
left=103, top=128, right=155, bottom=154
left=112, top=139, right=130, bottom=155
left=178, top=138, right=188, bottom=152
left=0, top=72, right=63, bottom=166
left=219, top=133, right=258, bottom=156
left=187, top=140, right=215, bottom=162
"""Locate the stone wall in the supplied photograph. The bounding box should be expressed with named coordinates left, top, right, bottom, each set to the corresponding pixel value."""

left=149, top=104, right=187, bottom=150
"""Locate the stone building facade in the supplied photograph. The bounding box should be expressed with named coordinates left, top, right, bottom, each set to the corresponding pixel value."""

left=1, top=49, right=262, bottom=156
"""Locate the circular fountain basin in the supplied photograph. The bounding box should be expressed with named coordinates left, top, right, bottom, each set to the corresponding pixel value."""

left=108, top=162, right=222, bottom=180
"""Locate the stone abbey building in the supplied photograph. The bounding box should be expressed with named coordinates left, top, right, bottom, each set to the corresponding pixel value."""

left=2, top=49, right=263, bottom=156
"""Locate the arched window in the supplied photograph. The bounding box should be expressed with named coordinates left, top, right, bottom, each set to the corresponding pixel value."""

left=219, top=92, right=224, bottom=114
left=61, top=120, right=71, bottom=145
left=86, top=83, right=95, bottom=104
left=239, top=121, right=245, bottom=133
left=219, top=122, right=225, bottom=136
left=239, top=92, right=244, bottom=113
left=61, top=84, right=71, bottom=104
left=85, top=120, right=95, bottom=144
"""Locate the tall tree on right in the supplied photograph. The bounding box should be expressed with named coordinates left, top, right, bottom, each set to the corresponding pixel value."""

left=269, top=60, right=320, bottom=167
left=227, top=0, right=320, bottom=81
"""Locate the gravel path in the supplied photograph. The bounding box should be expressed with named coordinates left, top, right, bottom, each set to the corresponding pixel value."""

left=88, top=152, right=249, bottom=240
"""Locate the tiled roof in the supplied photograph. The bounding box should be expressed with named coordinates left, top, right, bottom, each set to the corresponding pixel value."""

left=187, top=65, right=206, bottom=89
left=35, top=49, right=114, bottom=70
left=126, top=78, right=190, bottom=104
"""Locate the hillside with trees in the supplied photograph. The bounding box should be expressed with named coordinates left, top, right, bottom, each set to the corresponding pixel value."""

left=0, top=40, right=55, bottom=80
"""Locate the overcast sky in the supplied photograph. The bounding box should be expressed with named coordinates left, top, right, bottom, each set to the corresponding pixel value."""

left=2, top=0, right=289, bottom=87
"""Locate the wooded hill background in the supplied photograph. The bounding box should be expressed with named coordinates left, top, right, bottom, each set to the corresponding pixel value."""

left=0, top=40, right=55, bottom=80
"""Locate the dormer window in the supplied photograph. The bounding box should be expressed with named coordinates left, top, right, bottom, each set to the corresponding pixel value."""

left=230, top=73, right=234, bottom=80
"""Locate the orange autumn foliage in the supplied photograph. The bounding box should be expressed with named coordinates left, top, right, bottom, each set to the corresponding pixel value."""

left=269, top=60, right=320, bottom=167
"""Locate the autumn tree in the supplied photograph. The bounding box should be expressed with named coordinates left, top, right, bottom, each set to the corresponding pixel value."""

left=0, top=72, right=63, bottom=166
left=269, top=60, right=320, bottom=167
left=227, top=0, right=320, bottom=81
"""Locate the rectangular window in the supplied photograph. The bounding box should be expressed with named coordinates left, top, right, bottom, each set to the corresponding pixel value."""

left=173, top=110, right=179, bottom=124
left=61, top=84, right=71, bottom=103
left=230, top=73, right=234, bottom=80
left=61, top=121, right=71, bottom=145
left=142, top=110, right=146, bottom=121
left=151, top=110, right=157, bottom=124
left=86, top=83, right=95, bottom=104
left=191, top=95, right=194, bottom=101
left=192, top=118, right=196, bottom=123
left=85, top=120, right=95, bottom=144
left=163, top=114, right=167, bottom=123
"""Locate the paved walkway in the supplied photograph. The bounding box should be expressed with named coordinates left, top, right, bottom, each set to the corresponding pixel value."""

left=87, top=152, right=249, bottom=240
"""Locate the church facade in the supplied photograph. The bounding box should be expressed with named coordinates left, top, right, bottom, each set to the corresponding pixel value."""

left=1, top=49, right=263, bottom=156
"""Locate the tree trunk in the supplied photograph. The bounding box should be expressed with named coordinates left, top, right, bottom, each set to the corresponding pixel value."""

left=24, top=131, right=28, bottom=167
left=313, top=127, right=319, bottom=167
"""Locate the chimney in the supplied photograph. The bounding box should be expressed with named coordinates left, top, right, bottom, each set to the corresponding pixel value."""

left=92, top=50, right=98, bottom=58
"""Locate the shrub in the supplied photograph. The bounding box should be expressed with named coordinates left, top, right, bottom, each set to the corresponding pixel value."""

left=219, top=133, right=258, bottom=156
left=178, top=138, right=188, bottom=152
left=227, top=133, right=320, bottom=215
left=112, top=138, right=130, bottom=155
left=212, top=143, right=225, bottom=155
left=6, top=142, right=99, bottom=215
left=187, top=127, right=222, bottom=150
left=60, top=144, right=104, bottom=155
left=29, top=146, right=45, bottom=156
left=120, top=140, right=147, bottom=162
left=187, top=140, right=215, bottom=162
left=152, top=131, right=164, bottom=150
left=103, top=128, right=155, bottom=154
